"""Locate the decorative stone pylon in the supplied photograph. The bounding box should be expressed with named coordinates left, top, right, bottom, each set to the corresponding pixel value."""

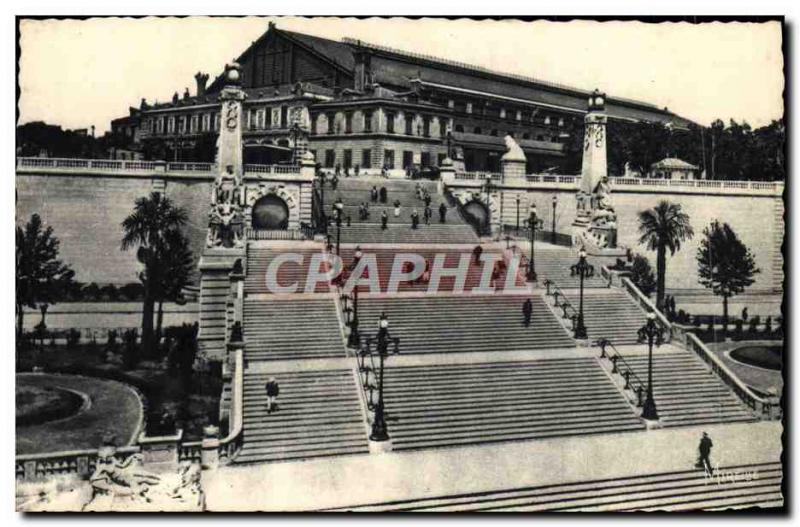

left=207, top=63, right=247, bottom=249
left=572, top=89, right=625, bottom=256
left=500, top=134, right=527, bottom=185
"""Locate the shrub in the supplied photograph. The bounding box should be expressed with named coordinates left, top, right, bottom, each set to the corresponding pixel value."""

left=629, top=254, right=657, bottom=297
left=749, top=316, right=760, bottom=334
left=82, top=283, right=102, bottom=302
left=122, top=329, right=139, bottom=370
left=100, top=284, right=119, bottom=302
left=119, top=283, right=145, bottom=302
left=734, top=319, right=744, bottom=341
left=66, top=329, right=81, bottom=348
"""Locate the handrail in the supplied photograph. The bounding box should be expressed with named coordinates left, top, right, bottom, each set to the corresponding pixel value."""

left=595, top=338, right=648, bottom=409
left=543, top=280, right=580, bottom=328
left=686, top=333, right=780, bottom=420
left=621, top=277, right=672, bottom=341
left=217, top=347, right=244, bottom=459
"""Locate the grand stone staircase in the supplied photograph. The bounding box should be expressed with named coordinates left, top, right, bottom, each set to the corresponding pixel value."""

left=337, top=223, right=480, bottom=245
left=323, top=462, right=783, bottom=511
left=243, top=297, right=347, bottom=361
left=337, top=246, right=525, bottom=293
left=357, top=294, right=575, bottom=355
left=560, top=288, right=650, bottom=345
left=378, top=358, right=645, bottom=451
left=245, top=245, right=329, bottom=295
left=236, top=369, right=369, bottom=464
left=530, top=245, right=609, bottom=288
left=622, top=353, right=758, bottom=427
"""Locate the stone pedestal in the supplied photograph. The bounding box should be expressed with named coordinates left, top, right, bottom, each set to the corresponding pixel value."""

left=139, top=429, right=183, bottom=466
left=501, top=158, right=526, bottom=185
left=368, top=439, right=393, bottom=454
left=200, top=426, right=220, bottom=470
left=440, top=157, right=455, bottom=185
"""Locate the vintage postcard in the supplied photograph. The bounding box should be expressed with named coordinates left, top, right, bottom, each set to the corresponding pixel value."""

left=14, top=16, right=784, bottom=512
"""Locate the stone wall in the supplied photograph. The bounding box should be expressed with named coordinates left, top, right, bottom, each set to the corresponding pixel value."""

left=16, top=172, right=212, bottom=285
left=502, top=187, right=783, bottom=292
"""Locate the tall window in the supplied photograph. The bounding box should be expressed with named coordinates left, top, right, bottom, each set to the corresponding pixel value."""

left=343, top=149, right=352, bottom=169
left=202, top=113, right=211, bottom=132
left=157, top=116, right=165, bottom=134
left=191, top=114, right=199, bottom=133
left=345, top=113, right=353, bottom=134
left=213, top=113, right=220, bottom=131
left=327, top=113, right=335, bottom=134
left=361, top=149, right=372, bottom=169
left=384, top=149, right=395, bottom=168
left=363, top=111, right=373, bottom=133
left=405, top=114, right=414, bottom=135
left=402, top=150, right=413, bottom=169
left=422, top=116, right=430, bottom=137
left=386, top=113, right=395, bottom=133
left=324, top=149, right=335, bottom=168
left=167, top=116, right=175, bottom=134
left=280, top=106, right=288, bottom=128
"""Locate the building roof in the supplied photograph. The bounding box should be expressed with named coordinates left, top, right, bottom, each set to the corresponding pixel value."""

left=651, top=157, right=699, bottom=170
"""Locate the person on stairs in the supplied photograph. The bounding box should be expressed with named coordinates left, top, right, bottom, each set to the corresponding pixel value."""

left=439, top=202, right=447, bottom=223
left=472, top=245, right=483, bottom=264
left=380, top=186, right=388, bottom=204
left=371, top=186, right=379, bottom=203
left=424, top=192, right=432, bottom=208
left=411, top=209, right=420, bottom=230
left=265, top=377, right=280, bottom=414
left=523, top=299, right=533, bottom=327
left=381, top=210, right=388, bottom=230
left=394, top=200, right=402, bottom=218
left=331, top=173, right=339, bottom=191
left=696, top=432, right=714, bottom=474
left=335, top=162, right=341, bottom=177
left=423, top=205, right=432, bottom=225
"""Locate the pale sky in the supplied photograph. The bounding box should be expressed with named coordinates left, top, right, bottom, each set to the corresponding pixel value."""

left=18, top=17, right=784, bottom=134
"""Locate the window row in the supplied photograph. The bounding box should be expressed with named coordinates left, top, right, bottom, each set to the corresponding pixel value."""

left=319, top=148, right=447, bottom=170
left=145, top=113, right=221, bottom=135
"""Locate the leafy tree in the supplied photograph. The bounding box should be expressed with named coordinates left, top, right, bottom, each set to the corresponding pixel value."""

left=15, top=214, right=75, bottom=339
left=638, top=201, right=694, bottom=311
left=629, top=253, right=657, bottom=297
left=121, top=192, right=188, bottom=358
left=154, top=229, right=195, bottom=345
left=697, top=220, right=760, bottom=336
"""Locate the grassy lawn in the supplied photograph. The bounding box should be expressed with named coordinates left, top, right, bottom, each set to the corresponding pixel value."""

left=16, top=373, right=143, bottom=455
left=17, top=343, right=222, bottom=444
left=16, top=384, right=84, bottom=426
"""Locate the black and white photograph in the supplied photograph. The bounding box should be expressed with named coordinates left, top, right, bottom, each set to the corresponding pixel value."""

left=12, top=14, right=786, bottom=513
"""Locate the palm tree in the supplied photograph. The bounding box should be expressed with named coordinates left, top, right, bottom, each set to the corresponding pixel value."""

left=121, top=192, right=188, bottom=357
left=638, top=201, right=694, bottom=311
left=16, top=214, right=75, bottom=339
left=154, top=229, right=194, bottom=345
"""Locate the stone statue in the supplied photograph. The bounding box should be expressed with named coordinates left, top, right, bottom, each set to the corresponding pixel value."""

left=83, top=448, right=161, bottom=511
left=207, top=202, right=244, bottom=248
left=502, top=134, right=526, bottom=162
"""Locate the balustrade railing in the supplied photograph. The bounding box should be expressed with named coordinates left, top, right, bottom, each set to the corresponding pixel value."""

left=621, top=277, right=672, bottom=342
left=244, top=164, right=301, bottom=175
left=246, top=228, right=308, bottom=241
left=686, top=333, right=781, bottom=420
left=16, top=445, right=140, bottom=481
left=167, top=162, right=214, bottom=172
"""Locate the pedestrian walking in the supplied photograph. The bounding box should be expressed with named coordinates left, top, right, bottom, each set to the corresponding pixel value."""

left=381, top=210, right=388, bottom=230
left=371, top=186, right=379, bottom=202
left=696, top=432, right=714, bottom=474
left=424, top=192, right=432, bottom=208
left=394, top=200, right=402, bottom=218
left=424, top=205, right=432, bottom=225
left=335, top=163, right=341, bottom=177
left=439, top=202, right=447, bottom=223
left=331, top=174, right=339, bottom=191
left=411, top=209, right=420, bottom=229
left=473, top=244, right=483, bottom=264
left=354, top=164, right=360, bottom=177
left=522, top=299, right=533, bottom=327
left=380, top=186, right=388, bottom=204
left=265, top=377, right=280, bottom=413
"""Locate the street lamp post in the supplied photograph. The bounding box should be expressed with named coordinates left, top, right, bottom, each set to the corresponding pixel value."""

left=551, top=195, right=558, bottom=245
left=318, top=171, right=328, bottom=236
left=637, top=312, right=665, bottom=421
left=527, top=207, right=543, bottom=282
left=515, top=194, right=521, bottom=235
left=570, top=248, right=594, bottom=339
left=347, top=247, right=363, bottom=348
left=333, top=198, right=344, bottom=256
left=370, top=313, right=391, bottom=442
left=482, top=176, right=495, bottom=235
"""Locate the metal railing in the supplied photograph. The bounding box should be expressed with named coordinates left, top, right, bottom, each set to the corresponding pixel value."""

left=246, top=228, right=309, bottom=241
left=501, top=224, right=572, bottom=247
left=595, top=339, right=649, bottom=408
left=686, top=333, right=781, bottom=420
left=542, top=280, right=580, bottom=331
